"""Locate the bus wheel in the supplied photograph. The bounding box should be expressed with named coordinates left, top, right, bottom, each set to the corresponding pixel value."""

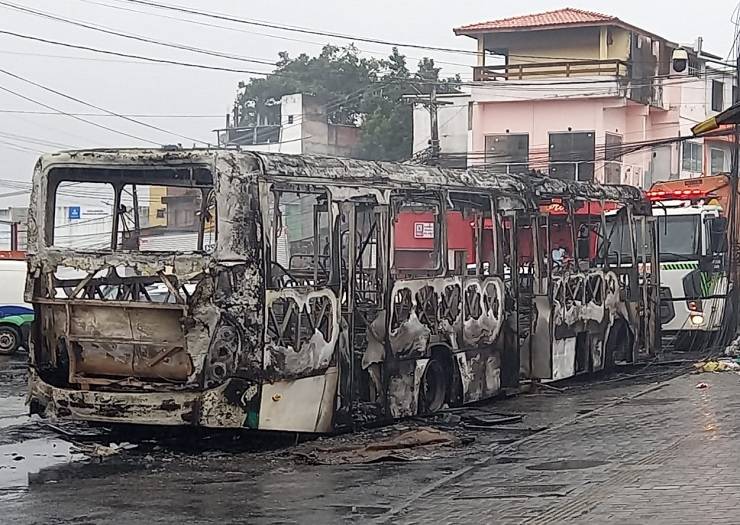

left=0, top=326, right=20, bottom=355
left=418, top=358, right=448, bottom=415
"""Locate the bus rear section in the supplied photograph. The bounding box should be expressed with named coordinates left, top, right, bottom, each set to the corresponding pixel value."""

left=647, top=177, right=734, bottom=346
left=25, top=150, right=286, bottom=429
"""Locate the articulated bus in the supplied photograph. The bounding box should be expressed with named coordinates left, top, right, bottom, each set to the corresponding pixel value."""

left=25, top=149, right=660, bottom=432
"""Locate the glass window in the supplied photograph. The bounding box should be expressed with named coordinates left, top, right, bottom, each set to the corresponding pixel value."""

left=711, top=149, right=726, bottom=175
left=605, top=214, right=700, bottom=263
left=682, top=142, right=702, bottom=173
left=712, top=80, right=724, bottom=112
left=485, top=134, right=529, bottom=174
left=656, top=215, right=700, bottom=261
left=549, top=132, right=595, bottom=182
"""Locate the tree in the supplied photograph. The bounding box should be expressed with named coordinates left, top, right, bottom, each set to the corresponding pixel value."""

left=233, top=45, right=459, bottom=162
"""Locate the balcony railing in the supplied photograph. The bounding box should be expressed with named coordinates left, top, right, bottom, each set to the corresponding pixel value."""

left=216, top=125, right=281, bottom=147
left=473, top=59, right=630, bottom=81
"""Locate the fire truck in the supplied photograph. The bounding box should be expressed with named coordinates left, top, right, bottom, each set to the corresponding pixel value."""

left=647, top=176, right=734, bottom=346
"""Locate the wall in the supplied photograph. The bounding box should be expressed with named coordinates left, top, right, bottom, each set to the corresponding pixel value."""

left=413, top=94, right=470, bottom=164
left=482, top=27, right=602, bottom=64
left=469, top=98, right=679, bottom=186
left=240, top=93, right=361, bottom=157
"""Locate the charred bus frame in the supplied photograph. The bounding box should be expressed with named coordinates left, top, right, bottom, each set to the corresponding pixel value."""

left=25, top=149, right=660, bottom=431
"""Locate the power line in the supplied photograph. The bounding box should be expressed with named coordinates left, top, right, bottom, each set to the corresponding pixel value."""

left=120, top=0, right=740, bottom=70
left=0, top=67, right=207, bottom=145
left=0, top=30, right=274, bottom=76
left=0, top=1, right=278, bottom=67
left=0, top=140, right=43, bottom=155
left=0, top=130, right=76, bottom=149
left=0, top=109, right=222, bottom=118
left=0, top=81, right=159, bottom=145
left=76, top=0, right=476, bottom=71
left=120, top=0, right=484, bottom=57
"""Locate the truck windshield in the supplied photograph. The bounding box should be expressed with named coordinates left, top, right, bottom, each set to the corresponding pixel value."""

left=656, top=215, right=700, bottom=261
left=604, top=214, right=699, bottom=263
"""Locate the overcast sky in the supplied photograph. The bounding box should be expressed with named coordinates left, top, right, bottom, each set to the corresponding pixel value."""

left=0, top=0, right=739, bottom=206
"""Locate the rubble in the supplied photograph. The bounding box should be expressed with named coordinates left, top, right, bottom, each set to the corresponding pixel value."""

left=725, top=335, right=740, bottom=357
left=293, top=427, right=460, bottom=464
left=693, top=358, right=740, bottom=373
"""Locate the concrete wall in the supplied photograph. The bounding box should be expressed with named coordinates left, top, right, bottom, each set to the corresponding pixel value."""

left=483, top=27, right=601, bottom=64
left=468, top=97, right=677, bottom=186
left=241, top=93, right=360, bottom=157
left=413, top=94, right=470, bottom=161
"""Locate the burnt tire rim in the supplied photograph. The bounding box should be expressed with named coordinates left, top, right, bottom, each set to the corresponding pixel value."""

left=419, top=359, right=447, bottom=414
left=0, top=329, right=17, bottom=352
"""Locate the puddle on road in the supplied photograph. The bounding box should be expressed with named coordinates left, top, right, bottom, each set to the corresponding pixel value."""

left=0, top=396, right=30, bottom=430
left=527, top=459, right=608, bottom=471
left=0, top=438, right=86, bottom=491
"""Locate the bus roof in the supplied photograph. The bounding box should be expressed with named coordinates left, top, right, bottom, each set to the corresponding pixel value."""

left=36, top=149, right=647, bottom=206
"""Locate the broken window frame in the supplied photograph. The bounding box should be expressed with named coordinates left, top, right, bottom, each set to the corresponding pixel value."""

left=265, top=183, right=337, bottom=290
left=46, top=166, right=215, bottom=253
left=447, top=192, right=497, bottom=277
left=390, top=191, right=445, bottom=278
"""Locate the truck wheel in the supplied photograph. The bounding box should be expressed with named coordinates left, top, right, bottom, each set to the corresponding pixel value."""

left=0, top=326, right=20, bottom=355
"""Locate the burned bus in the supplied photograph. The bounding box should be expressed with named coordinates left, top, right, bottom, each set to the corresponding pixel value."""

left=25, top=149, right=660, bottom=431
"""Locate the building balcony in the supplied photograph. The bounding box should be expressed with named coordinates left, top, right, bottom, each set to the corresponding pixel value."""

left=473, top=59, right=630, bottom=81
left=472, top=59, right=664, bottom=109
left=216, top=125, right=282, bottom=147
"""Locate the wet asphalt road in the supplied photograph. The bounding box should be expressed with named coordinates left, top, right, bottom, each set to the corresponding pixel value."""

left=0, top=353, right=693, bottom=525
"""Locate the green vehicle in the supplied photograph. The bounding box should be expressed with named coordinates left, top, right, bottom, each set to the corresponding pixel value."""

left=0, top=306, right=33, bottom=355
left=0, top=257, right=33, bottom=354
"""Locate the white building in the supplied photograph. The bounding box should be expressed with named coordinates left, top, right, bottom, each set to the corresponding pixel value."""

left=217, top=93, right=361, bottom=157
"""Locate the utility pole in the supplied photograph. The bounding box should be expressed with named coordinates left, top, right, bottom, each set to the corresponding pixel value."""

left=724, top=15, right=740, bottom=339
left=404, top=85, right=452, bottom=166
left=429, top=85, right=441, bottom=165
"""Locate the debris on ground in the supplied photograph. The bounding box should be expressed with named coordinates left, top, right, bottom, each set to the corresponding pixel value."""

left=294, top=427, right=460, bottom=465
left=80, top=442, right=138, bottom=459
left=724, top=336, right=740, bottom=357
left=467, top=414, right=524, bottom=426
left=696, top=382, right=710, bottom=389
left=693, top=358, right=740, bottom=373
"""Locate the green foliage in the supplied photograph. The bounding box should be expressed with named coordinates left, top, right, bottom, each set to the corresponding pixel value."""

left=234, top=45, right=459, bottom=162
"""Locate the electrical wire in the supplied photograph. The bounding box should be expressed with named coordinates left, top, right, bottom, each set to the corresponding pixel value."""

left=0, top=109, right=222, bottom=118
left=0, top=30, right=274, bottom=76
left=0, top=1, right=278, bottom=67
left=0, top=81, right=159, bottom=145
left=0, top=67, right=208, bottom=145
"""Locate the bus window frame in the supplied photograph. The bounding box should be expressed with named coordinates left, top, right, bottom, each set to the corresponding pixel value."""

left=390, top=191, right=445, bottom=278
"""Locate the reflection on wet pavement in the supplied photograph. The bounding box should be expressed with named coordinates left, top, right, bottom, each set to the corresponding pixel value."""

left=0, top=438, right=85, bottom=493
left=0, top=397, right=29, bottom=430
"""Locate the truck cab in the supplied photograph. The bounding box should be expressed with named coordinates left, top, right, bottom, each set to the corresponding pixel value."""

left=646, top=184, right=730, bottom=345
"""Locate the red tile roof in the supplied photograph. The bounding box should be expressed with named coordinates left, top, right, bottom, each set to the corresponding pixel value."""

left=455, top=8, right=618, bottom=34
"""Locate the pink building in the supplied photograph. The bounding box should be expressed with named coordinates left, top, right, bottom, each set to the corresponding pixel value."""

left=413, top=8, right=736, bottom=187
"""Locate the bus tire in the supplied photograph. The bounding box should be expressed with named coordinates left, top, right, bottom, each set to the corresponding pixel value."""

left=418, top=356, right=448, bottom=415
left=0, top=325, right=21, bottom=355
